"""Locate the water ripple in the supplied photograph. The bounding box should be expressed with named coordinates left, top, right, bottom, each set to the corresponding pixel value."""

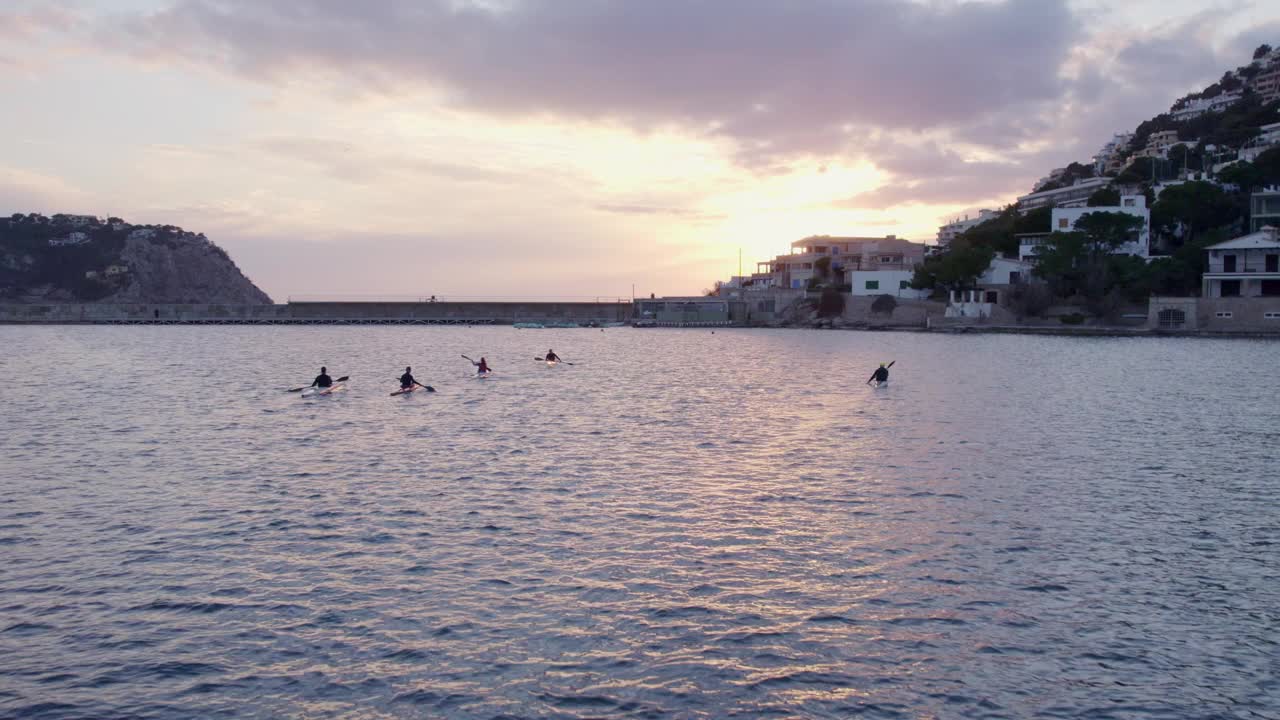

left=0, top=327, right=1277, bottom=718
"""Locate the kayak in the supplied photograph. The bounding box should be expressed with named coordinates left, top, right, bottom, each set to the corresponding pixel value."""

left=390, top=385, right=425, bottom=396
left=302, top=383, right=345, bottom=397
left=872, top=381, right=889, bottom=389
left=544, top=359, right=560, bottom=368
left=514, top=322, right=545, bottom=329
left=475, top=370, right=493, bottom=379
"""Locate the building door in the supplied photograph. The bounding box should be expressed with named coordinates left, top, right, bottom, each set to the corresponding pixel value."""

left=1262, top=280, right=1280, bottom=297
left=1157, top=308, right=1186, bottom=329
left=1220, top=280, right=1241, bottom=297
left=985, top=291, right=999, bottom=303
left=1267, top=254, right=1278, bottom=273
left=1223, top=255, right=1237, bottom=273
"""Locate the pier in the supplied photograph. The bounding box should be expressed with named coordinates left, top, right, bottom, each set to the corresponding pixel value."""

left=0, top=300, right=634, bottom=326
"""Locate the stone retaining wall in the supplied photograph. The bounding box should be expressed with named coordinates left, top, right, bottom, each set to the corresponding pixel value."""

left=0, top=301, right=634, bottom=324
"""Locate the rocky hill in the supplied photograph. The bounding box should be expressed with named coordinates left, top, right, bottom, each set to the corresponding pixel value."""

left=0, top=214, right=272, bottom=304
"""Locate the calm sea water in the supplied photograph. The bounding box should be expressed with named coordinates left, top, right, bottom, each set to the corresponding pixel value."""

left=1, top=326, right=1277, bottom=719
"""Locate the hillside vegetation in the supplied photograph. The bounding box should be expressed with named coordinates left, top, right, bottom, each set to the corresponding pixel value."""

left=1, top=214, right=272, bottom=304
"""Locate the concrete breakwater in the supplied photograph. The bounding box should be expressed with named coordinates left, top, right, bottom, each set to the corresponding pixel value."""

left=0, top=301, right=634, bottom=325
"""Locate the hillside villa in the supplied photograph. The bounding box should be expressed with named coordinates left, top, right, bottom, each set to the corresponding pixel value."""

left=1201, top=226, right=1280, bottom=298
left=1020, top=195, right=1152, bottom=261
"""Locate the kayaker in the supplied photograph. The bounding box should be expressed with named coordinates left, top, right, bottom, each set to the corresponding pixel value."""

left=471, top=357, right=491, bottom=374
left=544, top=350, right=560, bottom=363
left=311, top=367, right=333, bottom=389
left=866, top=363, right=890, bottom=386
left=400, top=366, right=423, bottom=390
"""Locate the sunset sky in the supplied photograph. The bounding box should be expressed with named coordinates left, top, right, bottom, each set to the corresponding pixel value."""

left=3, top=0, right=1278, bottom=300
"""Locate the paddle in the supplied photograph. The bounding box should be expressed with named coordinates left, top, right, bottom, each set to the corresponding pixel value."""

left=289, top=376, right=349, bottom=392
left=463, top=354, right=493, bottom=374
left=866, top=361, right=895, bottom=385
left=391, top=379, right=435, bottom=394
left=535, top=356, right=575, bottom=366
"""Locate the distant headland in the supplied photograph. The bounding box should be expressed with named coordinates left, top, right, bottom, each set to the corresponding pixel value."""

left=0, top=213, right=271, bottom=305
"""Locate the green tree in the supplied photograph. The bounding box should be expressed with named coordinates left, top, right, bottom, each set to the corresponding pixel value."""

left=816, top=287, right=845, bottom=318
left=1166, top=144, right=1203, bottom=174
left=911, top=243, right=995, bottom=292
left=1033, top=212, right=1144, bottom=304
left=1217, top=160, right=1264, bottom=193
left=1254, top=44, right=1273, bottom=60
left=952, top=205, right=1027, bottom=257
left=1014, top=206, right=1052, bottom=235
left=1136, top=228, right=1230, bottom=296
left=1254, top=146, right=1280, bottom=186
left=1087, top=187, right=1121, bottom=207
left=813, top=255, right=832, bottom=282
left=1151, top=181, right=1240, bottom=247
left=1115, top=157, right=1157, bottom=184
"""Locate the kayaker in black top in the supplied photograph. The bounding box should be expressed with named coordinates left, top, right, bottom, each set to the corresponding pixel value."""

left=472, top=357, right=491, bottom=374
left=312, top=367, right=333, bottom=388
left=400, top=367, right=421, bottom=390
left=867, top=363, right=890, bottom=385
left=544, top=350, right=560, bottom=363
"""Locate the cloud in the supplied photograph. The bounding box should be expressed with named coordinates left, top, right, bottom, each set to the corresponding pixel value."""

left=1230, top=20, right=1280, bottom=59
left=95, top=0, right=1080, bottom=160
left=13, top=0, right=1280, bottom=235
left=0, top=4, right=79, bottom=41
left=0, top=166, right=89, bottom=214
left=254, top=136, right=522, bottom=185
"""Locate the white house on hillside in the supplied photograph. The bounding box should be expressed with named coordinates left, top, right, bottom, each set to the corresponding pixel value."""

left=937, top=209, right=998, bottom=250
left=1016, top=177, right=1111, bottom=212
left=1020, top=195, right=1151, bottom=261
left=1201, top=226, right=1280, bottom=298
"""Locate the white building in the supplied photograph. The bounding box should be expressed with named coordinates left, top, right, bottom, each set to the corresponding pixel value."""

left=1048, top=195, right=1151, bottom=259
left=1170, top=92, right=1242, bottom=121
left=760, top=235, right=926, bottom=290
left=1032, top=167, right=1069, bottom=192
left=54, top=214, right=97, bottom=228
left=1248, top=59, right=1280, bottom=104
left=48, top=232, right=89, bottom=247
left=980, top=257, right=1036, bottom=287
left=1132, top=130, right=1193, bottom=160
left=1202, top=226, right=1280, bottom=298
left=847, top=269, right=930, bottom=299
left=1093, top=132, right=1133, bottom=174
left=937, top=209, right=998, bottom=248
left=1238, top=122, right=1280, bottom=163
left=1017, top=177, right=1112, bottom=213
left=1024, top=194, right=1157, bottom=262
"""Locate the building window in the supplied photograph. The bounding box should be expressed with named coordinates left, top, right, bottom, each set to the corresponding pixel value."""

left=1123, top=198, right=1135, bottom=206
left=865, top=281, right=879, bottom=290
left=1264, top=312, right=1280, bottom=319
left=1216, top=312, right=1234, bottom=319
left=1157, top=308, right=1186, bottom=329
left=1058, top=218, right=1070, bottom=229
left=899, top=280, right=910, bottom=289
